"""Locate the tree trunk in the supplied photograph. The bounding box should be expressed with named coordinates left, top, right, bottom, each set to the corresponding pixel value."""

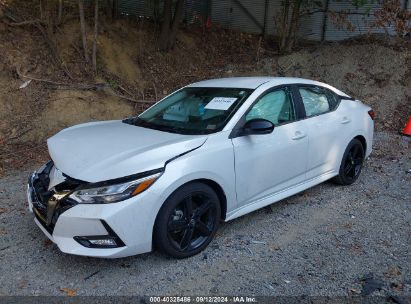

left=39, top=0, right=44, bottom=20
left=285, top=0, right=301, bottom=52
left=78, top=0, right=89, bottom=62
left=43, top=0, right=56, bottom=39
left=167, top=0, right=185, bottom=50
left=277, top=0, right=301, bottom=53
left=57, top=0, right=63, bottom=25
left=159, top=0, right=172, bottom=51
left=106, top=0, right=114, bottom=21
left=159, top=0, right=185, bottom=51
left=278, top=0, right=290, bottom=52
left=92, top=0, right=98, bottom=72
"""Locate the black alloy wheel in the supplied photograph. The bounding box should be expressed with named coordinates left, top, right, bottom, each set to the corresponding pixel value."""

left=154, top=182, right=221, bottom=258
left=334, top=138, right=365, bottom=185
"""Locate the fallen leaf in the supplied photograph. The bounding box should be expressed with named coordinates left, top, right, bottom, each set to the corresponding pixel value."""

left=343, top=222, right=354, bottom=229
left=43, top=239, right=53, bottom=247
left=0, top=208, right=8, bottom=214
left=17, top=280, right=27, bottom=289
left=269, top=245, right=281, bottom=251
left=223, top=238, right=232, bottom=245
left=349, top=287, right=361, bottom=294
left=390, top=282, right=404, bottom=292
left=384, top=266, right=401, bottom=278
left=60, top=287, right=77, bottom=296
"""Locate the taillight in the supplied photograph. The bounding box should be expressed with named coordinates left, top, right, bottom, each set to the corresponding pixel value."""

left=368, top=110, right=375, bottom=120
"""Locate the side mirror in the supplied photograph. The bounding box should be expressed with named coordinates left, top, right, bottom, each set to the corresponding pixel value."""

left=242, top=119, right=274, bottom=135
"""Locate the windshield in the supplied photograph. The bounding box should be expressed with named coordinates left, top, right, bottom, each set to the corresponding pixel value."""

left=124, top=87, right=253, bottom=135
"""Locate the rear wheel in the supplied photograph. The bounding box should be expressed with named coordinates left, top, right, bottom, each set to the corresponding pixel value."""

left=154, top=182, right=221, bottom=258
left=334, top=139, right=365, bottom=185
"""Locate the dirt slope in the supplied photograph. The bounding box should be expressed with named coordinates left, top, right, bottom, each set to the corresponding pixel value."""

left=0, top=14, right=410, bottom=175
left=276, top=42, right=411, bottom=131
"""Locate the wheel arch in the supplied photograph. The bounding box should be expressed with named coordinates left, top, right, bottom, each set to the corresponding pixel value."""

left=353, top=135, right=367, bottom=153
left=193, top=178, right=227, bottom=221
left=151, top=178, right=228, bottom=251
left=161, top=178, right=228, bottom=221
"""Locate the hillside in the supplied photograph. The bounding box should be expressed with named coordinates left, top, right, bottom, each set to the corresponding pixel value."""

left=0, top=15, right=410, bottom=175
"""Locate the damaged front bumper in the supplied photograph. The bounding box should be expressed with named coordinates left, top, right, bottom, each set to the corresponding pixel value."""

left=27, top=161, right=156, bottom=258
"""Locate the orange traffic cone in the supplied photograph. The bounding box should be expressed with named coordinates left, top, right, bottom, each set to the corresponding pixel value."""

left=401, top=116, right=411, bottom=137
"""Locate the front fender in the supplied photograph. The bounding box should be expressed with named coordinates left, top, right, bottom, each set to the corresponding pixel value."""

left=146, top=131, right=237, bottom=220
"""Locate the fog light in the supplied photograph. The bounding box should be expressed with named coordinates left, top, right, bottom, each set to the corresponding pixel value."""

left=73, top=220, right=125, bottom=248
left=89, top=238, right=117, bottom=246
left=73, top=236, right=124, bottom=248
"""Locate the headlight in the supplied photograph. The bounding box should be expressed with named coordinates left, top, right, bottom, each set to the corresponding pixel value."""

left=69, top=172, right=162, bottom=204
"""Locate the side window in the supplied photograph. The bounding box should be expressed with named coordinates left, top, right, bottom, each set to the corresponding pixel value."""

left=299, top=86, right=331, bottom=117
left=246, top=88, right=296, bottom=125
left=326, top=89, right=340, bottom=110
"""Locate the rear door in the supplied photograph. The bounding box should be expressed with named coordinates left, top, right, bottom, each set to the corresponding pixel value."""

left=296, top=85, right=347, bottom=179
left=231, top=86, right=309, bottom=206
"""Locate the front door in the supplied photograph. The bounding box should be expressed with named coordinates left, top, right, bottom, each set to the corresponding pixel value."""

left=231, top=87, right=309, bottom=206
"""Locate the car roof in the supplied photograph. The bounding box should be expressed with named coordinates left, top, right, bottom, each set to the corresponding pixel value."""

left=187, top=77, right=351, bottom=98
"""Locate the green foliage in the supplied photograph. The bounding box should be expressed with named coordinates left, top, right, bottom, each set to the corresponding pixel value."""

left=351, top=0, right=378, bottom=14
left=351, top=0, right=377, bottom=7
left=107, top=79, right=118, bottom=90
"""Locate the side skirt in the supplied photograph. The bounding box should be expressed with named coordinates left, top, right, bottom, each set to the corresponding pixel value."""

left=225, top=170, right=337, bottom=221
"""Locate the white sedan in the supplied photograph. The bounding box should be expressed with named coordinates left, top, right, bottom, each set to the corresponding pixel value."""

left=27, top=77, right=374, bottom=258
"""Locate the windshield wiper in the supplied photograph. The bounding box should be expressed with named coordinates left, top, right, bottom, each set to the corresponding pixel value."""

left=124, top=117, right=208, bottom=135
left=135, top=119, right=184, bottom=134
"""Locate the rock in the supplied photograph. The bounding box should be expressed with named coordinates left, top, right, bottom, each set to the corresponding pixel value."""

left=265, top=283, right=275, bottom=290
left=251, top=240, right=266, bottom=245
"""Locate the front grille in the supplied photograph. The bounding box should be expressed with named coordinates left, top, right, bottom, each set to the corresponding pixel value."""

left=29, top=161, right=84, bottom=233
left=29, top=162, right=53, bottom=221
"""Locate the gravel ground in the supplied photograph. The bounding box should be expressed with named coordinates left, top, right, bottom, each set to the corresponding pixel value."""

left=0, top=131, right=410, bottom=297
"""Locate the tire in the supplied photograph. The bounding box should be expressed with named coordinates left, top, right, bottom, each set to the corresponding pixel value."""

left=334, top=138, right=365, bottom=185
left=154, top=182, right=221, bottom=258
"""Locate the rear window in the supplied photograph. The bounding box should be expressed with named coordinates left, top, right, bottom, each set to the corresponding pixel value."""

left=298, top=86, right=340, bottom=117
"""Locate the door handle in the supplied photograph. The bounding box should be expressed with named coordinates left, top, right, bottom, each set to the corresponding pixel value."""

left=292, top=131, right=306, bottom=140
left=341, top=116, right=351, bottom=124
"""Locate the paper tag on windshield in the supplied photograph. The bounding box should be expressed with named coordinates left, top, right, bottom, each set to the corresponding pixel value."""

left=205, top=97, right=238, bottom=111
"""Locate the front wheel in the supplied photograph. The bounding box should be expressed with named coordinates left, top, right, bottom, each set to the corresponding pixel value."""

left=334, top=138, right=365, bottom=185
left=154, top=182, right=221, bottom=258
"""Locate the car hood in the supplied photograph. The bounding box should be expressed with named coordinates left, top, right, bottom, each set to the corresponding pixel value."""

left=47, top=120, right=207, bottom=182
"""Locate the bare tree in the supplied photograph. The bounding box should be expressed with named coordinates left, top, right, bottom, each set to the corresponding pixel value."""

left=92, top=0, right=98, bottom=72
left=275, top=0, right=303, bottom=53
left=57, top=0, right=63, bottom=25
left=106, top=0, right=114, bottom=21
left=39, top=0, right=44, bottom=20
left=275, top=0, right=325, bottom=53
left=78, top=0, right=89, bottom=62
left=158, top=0, right=185, bottom=51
